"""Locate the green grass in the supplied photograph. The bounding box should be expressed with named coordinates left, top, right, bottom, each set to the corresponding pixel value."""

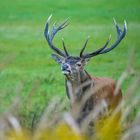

left=0, top=0, right=140, bottom=128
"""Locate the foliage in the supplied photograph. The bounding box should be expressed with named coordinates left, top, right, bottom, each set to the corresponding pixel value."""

left=0, top=73, right=140, bottom=140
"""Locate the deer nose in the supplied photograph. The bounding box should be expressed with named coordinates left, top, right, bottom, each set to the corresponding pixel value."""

left=62, top=64, right=69, bottom=71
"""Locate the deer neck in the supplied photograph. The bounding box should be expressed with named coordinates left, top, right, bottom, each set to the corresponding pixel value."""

left=65, top=70, right=92, bottom=99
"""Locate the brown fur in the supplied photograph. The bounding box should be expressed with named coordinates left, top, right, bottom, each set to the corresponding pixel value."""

left=66, top=71, right=122, bottom=123
left=92, top=76, right=122, bottom=110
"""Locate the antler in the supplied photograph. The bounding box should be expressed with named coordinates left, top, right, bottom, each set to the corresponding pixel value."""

left=44, top=15, right=69, bottom=57
left=80, top=19, right=127, bottom=59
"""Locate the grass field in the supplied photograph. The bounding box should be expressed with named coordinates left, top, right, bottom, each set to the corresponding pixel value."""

left=0, top=0, right=140, bottom=128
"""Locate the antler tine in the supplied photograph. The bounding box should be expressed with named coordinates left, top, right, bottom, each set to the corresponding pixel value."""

left=80, top=36, right=90, bottom=57
left=122, top=20, right=127, bottom=37
left=44, top=15, right=52, bottom=39
left=82, top=35, right=111, bottom=58
left=113, top=18, right=122, bottom=35
left=50, top=18, right=69, bottom=41
left=58, top=18, right=69, bottom=30
left=44, top=15, right=69, bottom=57
left=62, top=38, right=69, bottom=56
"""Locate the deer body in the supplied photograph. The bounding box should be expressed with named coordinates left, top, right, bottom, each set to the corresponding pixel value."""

left=65, top=69, right=122, bottom=122
left=66, top=72, right=122, bottom=109
left=44, top=15, right=126, bottom=123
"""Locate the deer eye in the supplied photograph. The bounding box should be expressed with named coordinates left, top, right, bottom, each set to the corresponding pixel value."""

left=76, top=62, right=82, bottom=67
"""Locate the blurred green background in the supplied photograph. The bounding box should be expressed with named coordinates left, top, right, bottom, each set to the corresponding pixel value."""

left=0, top=0, right=140, bottom=128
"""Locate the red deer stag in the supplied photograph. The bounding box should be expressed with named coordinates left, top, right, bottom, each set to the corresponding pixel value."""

left=44, top=15, right=127, bottom=124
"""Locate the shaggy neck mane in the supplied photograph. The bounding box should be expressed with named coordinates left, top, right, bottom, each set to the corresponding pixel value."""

left=65, top=70, right=93, bottom=100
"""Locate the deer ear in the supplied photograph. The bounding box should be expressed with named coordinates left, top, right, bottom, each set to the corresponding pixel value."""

left=82, top=58, right=90, bottom=65
left=51, top=54, right=64, bottom=64
left=85, top=58, right=90, bottom=62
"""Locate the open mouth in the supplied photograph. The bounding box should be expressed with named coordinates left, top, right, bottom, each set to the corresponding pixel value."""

left=62, top=70, right=70, bottom=75
left=62, top=70, right=75, bottom=80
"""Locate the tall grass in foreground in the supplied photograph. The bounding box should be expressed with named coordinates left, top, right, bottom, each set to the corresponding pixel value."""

left=0, top=53, right=140, bottom=140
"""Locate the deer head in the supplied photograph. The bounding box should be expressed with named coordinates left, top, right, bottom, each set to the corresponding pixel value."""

left=44, top=15, right=127, bottom=80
